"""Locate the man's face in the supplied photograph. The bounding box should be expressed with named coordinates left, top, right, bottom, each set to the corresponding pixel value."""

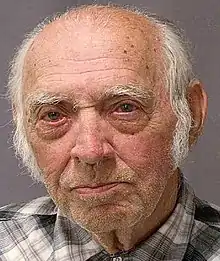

left=23, top=14, right=177, bottom=233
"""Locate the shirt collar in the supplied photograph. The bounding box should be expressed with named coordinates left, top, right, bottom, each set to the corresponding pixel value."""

left=132, top=176, right=196, bottom=260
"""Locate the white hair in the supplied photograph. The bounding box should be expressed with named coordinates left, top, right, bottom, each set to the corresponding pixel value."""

left=147, top=15, right=194, bottom=167
left=7, top=4, right=194, bottom=181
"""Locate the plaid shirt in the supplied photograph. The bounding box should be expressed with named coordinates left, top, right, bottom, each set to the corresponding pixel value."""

left=0, top=178, right=220, bottom=261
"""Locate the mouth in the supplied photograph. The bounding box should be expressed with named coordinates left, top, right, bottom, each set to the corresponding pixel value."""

left=74, top=182, right=122, bottom=195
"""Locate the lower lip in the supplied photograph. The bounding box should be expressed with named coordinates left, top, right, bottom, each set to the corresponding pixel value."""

left=75, top=183, right=120, bottom=195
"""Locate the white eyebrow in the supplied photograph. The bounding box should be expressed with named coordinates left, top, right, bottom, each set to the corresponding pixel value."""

left=25, top=92, right=75, bottom=111
left=99, top=84, right=154, bottom=101
left=25, top=83, right=154, bottom=112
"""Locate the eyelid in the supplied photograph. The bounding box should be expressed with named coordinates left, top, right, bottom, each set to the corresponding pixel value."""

left=32, top=100, right=75, bottom=116
left=36, top=105, right=67, bottom=118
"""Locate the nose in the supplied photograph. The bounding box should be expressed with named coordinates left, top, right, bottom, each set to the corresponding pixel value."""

left=71, top=109, right=114, bottom=165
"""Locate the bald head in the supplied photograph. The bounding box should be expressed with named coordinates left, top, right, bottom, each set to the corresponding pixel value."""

left=23, top=5, right=164, bottom=98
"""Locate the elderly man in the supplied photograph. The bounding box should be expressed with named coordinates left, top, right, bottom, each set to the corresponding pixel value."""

left=0, top=4, right=219, bottom=261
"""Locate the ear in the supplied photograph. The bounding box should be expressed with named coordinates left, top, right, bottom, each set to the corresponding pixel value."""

left=187, top=81, right=208, bottom=147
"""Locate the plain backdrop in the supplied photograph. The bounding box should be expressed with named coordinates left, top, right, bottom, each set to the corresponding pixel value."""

left=0, top=0, right=220, bottom=206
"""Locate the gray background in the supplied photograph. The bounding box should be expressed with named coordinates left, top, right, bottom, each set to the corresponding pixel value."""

left=0, top=0, right=219, bottom=206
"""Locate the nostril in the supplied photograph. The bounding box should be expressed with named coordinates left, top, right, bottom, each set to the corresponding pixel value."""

left=75, top=157, right=80, bottom=163
left=74, top=156, right=101, bottom=166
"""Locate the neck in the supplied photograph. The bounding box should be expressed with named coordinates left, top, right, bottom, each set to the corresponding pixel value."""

left=92, top=170, right=180, bottom=254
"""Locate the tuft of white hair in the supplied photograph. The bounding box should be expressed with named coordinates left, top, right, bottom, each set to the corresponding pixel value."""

left=7, top=5, right=194, bottom=181
left=147, top=15, right=194, bottom=168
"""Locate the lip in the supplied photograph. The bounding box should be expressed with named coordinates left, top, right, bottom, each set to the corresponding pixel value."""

left=74, top=183, right=120, bottom=195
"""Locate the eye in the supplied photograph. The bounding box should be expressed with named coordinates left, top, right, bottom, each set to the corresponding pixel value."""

left=43, top=111, right=64, bottom=122
left=35, top=107, right=71, bottom=140
left=115, top=103, right=138, bottom=113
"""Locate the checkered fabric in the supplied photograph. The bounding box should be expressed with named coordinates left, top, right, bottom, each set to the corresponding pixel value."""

left=0, top=177, right=220, bottom=261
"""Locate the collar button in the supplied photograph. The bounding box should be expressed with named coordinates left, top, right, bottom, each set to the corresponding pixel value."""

left=112, top=257, right=123, bottom=261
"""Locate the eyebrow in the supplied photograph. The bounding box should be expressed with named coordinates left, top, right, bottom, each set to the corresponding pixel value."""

left=100, top=84, right=154, bottom=102
left=25, top=92, right=75, bottom=113
left=25, top=84, right=154, bottom=113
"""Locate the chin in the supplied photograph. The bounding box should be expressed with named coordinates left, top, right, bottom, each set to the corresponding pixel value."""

left=54, top=181, right=165, bottom=233
left=66, top=199, right=147, bottom=233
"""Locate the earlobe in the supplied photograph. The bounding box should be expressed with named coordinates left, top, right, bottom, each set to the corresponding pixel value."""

left=187, top=81, right=208, bottom=147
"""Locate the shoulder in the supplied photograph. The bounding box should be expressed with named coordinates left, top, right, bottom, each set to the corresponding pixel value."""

left=193, top=196, right=220, bottom=241
left=0, top=196, right=57, bottom=259
left=194, top=197, right=220, bottom=226
left=186, top=197, right=220, bottom=260
left=0, top=196, right=57, bottom=220
left=0, top=196, right=58, bottom=232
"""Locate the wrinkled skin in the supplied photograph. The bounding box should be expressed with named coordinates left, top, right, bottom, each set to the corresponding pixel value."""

left=22, top=7, right=206, bottom=254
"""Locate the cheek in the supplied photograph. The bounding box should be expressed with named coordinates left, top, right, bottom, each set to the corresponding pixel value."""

left=112, top=129, right=175, bottom=207
left=29, top=133, right=73, bottom=179
left=114, top=128, right=174, bottom=176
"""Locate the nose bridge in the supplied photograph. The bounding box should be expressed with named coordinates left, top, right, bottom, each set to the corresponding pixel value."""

left=78, top=107, right=102, bottom=140
left=73, top=107, right=105, bottom=162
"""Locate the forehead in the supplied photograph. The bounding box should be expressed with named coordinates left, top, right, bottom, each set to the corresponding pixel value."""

left=29, top=7, right=161, bottom=52
left=23, top=8, right=164, bottom=98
